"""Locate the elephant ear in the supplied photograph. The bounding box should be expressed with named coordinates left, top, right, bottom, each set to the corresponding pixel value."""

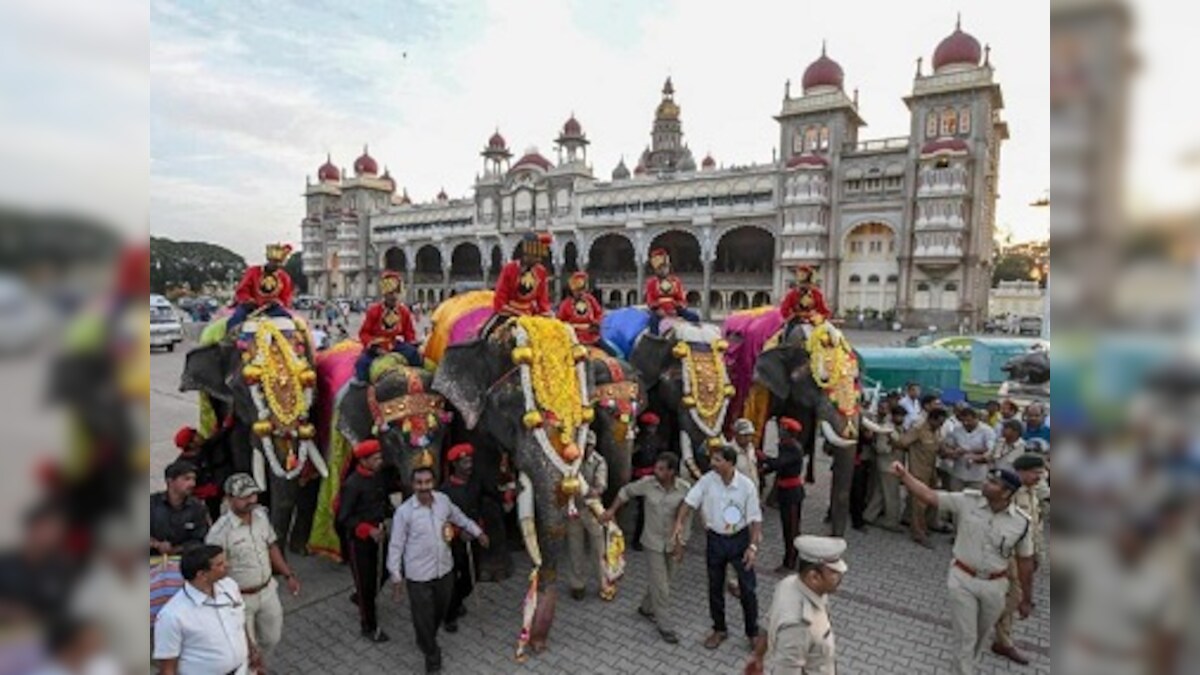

left=337, top=383, right=373, bottom=445
left=753, top=345, right=795, bottom=402
left=180, top=344, right=234, bottom=402
left=482, top=385, right=523, bottom=454
left=431, top=338, right=494, bottom=430
left=630, top=333, right=673, bottom=389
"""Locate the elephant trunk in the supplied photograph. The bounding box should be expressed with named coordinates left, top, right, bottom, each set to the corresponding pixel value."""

left=819, top=419, right=857, bottom=448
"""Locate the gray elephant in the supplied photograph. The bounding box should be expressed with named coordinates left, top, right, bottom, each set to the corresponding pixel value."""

left=432, top=318, right=625, bottom=659
left=180, top=313, right=327, bottom=551
left=586, top=351, right=646, bottom=504
left=628, top=326, right=737, bottom=481
left=306, top=351, right=452, bottom=560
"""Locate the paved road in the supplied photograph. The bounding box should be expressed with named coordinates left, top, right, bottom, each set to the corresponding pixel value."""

left=150, top=323, right=1048, bottom=674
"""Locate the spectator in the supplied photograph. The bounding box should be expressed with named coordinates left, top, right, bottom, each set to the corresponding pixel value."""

left=983, top=400, right=1001, bottom=428
left=899, top=382, right=923, bottom=428
left=995, top=399, right=1022, bottom=434
left=33, top=619, right=120, bottom=675
left=1021, top=404, right=1051, bottom=445
left=153, top=544, right=260, bottom=675
left=0, top=501, right=74, bottom=620
left=566, top=432, right=609, bottom=601
left=943, top=408, right=996, bottom=491
left=864, top=405, right=908, bottom=533
left=758, top=418, right=805, bottom=572
left=893, top=407, right=950, bottom=548
left=150, top=461, right=210, bottom=556
left=990, top=420, right=1027, bottom=468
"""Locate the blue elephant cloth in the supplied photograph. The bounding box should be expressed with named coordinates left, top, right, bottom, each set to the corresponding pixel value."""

left=600, top=307, right=650, bottom=359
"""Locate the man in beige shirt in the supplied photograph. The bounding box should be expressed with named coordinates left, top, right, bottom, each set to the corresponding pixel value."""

left=205, top=474, right=301, bottom=658
left=747, top=536, right=848, bottom=675
left=567, top=430, right=610, bottom=600
left=892, top=406, right=949, bottom=547
left=991, top=453, right=1046, bottom=665
left=601, top=451, right=690, bottom=643
left=892, top=462, right=1035, bottom=675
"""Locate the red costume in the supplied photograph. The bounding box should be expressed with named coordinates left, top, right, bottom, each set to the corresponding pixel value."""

left=359, top=301, right=416, bottom=351
left=557, top=272, right=603, bottom=345
left=644, top=248, right=688, bottom=315
left=234, top=265, right=294, bottom=308
left=780, top=266, right=830, bottom=324
left=493, top=261, right=550, bottom=316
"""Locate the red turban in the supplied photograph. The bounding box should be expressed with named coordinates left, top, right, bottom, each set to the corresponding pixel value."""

left=174, top=426, right=197, bottom=450
left=354, top=439, right=382, bottom=459
left=779, top=417, right=803, bottom=434
left=447, top=443, right=474, bottom=463
left=639, top=412, right=660, bottom=426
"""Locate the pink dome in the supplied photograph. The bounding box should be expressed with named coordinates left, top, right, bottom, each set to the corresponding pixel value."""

left=317, top=155, right=340, bottom=182
left=562, top=115, right=583, bottom=137
left=701, top=153, right=715, bottom=169
left=802, top=46, right=844, bottom=93
left=933, top=22, right=982, bottom=71
left=488, top=131, right=507, bottom=150
left=353, top=145, right=378, bottom=175
left=511, top=150, right=553, bottom=172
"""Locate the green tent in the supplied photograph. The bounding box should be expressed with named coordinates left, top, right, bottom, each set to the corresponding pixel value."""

left=856, top=347, right=962, bottom=392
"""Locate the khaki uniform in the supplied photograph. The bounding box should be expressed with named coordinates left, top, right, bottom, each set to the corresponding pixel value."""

left=864, top=430, right=902, bottom=530
left=205, top=506, right=283, bottom=654
left=994, top=485, right=1042, bottom=648
left=616, top=475, right=691, bottom=631
left=764, top=575, right=836, bottom=674
left=894, top=423, right=941, bottom=537
left=938, top=490, right=1033, bottom=675
left=567, top=452, right=608, bottom=592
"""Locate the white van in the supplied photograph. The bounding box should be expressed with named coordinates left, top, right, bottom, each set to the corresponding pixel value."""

left=150, top=294, right=184, bottom=351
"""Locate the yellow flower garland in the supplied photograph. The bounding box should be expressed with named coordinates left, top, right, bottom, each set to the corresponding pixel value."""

left=806, top=323, right=861, bottom=417
left=515, top=316, right=583, bottom=443
left=683, top=347, right=728, bottom=427
left=255, top=320, right=308, bottom=426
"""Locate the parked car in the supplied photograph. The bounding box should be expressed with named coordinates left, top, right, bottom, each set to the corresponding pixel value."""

left=0, top=275, right=50, bottom=354
left=1017, top=316, right=1044, bottom=336
left=150, top=294, right=184, bottom=351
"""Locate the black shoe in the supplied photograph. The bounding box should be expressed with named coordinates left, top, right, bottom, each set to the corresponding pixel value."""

left=362, top=628, right=390, bottom=643
left=444, top=620, right=458, bottom=633
left=637, top=606, right=655, bottom=620
left=570, top=588, right=586, bottom=601
left=455, top=606, right=467, bottom=618
left=659, top=628, right=679, bottom=644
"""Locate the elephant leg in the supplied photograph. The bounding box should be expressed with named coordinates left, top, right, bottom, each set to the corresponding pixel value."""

left=288, top=477, right=321, bottom=555
left=266, top=471, right=300, bottom=551
left=523, top=466, right=567, bottom=651
left=828, top=444, right=855, bottom=537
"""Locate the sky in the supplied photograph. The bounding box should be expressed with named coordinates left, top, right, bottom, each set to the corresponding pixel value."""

left=146, top=0, right=1051, bottom=260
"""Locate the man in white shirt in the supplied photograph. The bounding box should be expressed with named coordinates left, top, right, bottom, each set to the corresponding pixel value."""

left=672, top=445, right=763, bottom=651
left=387, top=463, right=489, bottom=674
left=153, top=544, right=259, bottom=675
left=899, top=382, right=923, bottom=429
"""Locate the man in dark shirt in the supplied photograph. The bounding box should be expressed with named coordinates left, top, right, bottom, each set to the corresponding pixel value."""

left=336, top=440, right=393, bottom=642
left=0, top=501, right=74, bottom=621
left=440, top=443, right=501, bottom=633
left=174, top=419, right=235, bottom=523
left=759, top=417, right=806, bottom=573
left=149, top=460, right=210, bottom=556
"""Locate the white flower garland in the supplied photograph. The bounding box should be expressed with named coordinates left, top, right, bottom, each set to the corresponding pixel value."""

left=247, top=322, right=328, bottom=482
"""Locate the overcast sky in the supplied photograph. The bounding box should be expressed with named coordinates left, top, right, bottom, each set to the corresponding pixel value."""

left=147, top=0, right=1050, bottom=260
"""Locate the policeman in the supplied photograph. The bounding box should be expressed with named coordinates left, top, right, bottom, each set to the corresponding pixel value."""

left=991, top=453, right=1046, bottom=665
left=892, top=462, right=1035, bottom=675
left=747, top=535, right=847, bottom=675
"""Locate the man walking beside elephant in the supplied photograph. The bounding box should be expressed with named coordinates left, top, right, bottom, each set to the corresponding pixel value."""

left=336, top=440, right=393, bottom=643
left=566, top=431, right=609, bottom=601
left=757, top=418, right=806, bottom=573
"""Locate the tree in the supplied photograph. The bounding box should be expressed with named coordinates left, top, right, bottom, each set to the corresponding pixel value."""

left=285, top=251, right=308, bottom=294
left=991, top=252, right=1035, bottom=286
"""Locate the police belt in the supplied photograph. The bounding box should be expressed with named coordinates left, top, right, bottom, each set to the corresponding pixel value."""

left=239, top=578, right=272, bottom=596
left=953, top=559, right=1007, bottom=580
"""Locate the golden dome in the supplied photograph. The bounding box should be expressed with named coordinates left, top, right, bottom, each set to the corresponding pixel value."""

left=656, top=99, right=680, bottom=120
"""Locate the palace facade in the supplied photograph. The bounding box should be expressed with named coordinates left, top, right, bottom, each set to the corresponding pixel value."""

left=300, top=19, right=1006, bottom=327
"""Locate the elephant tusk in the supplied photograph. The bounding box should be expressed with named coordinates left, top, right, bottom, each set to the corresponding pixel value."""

left=819, top=420, right=857, bottom=448
left=252, top=448, right=267, bottom=490
left=517, top=472, right=542, bottom=568
left=860, top=416, right=894, bottom=435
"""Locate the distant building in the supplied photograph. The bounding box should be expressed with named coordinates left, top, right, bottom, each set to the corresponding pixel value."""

left=988, top=280, right=1044, bottom=318
left=301, top=19, right=1007, bottom=327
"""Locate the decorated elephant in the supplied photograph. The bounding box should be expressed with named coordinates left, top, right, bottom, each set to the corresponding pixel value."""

left=584, top=348, right=646, bottom=504
left=433, top=316, right=626, bottom=660
left=623, top=311, right=737, bottom=481
left=305, top=343, right=452, bottom=560
left=724, top=312, right=887, bottom=536
left=180, top=309, right=327, bottom=550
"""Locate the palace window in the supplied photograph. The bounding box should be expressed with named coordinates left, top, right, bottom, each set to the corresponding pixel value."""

left=819, top=127, right=830, bottom=151
left=926, top=111, right=939, bottom=138
left=868, top=274, right=881, bottom=284
left=944, top=282, right=959, bottom=292
left=846, top=180, right=862, bottom=193
left=865, top=178, right=881, bottom=191
left=884, top=176, right=903, bottom=191
left=887, top=274, right=899, bottom=283
left=940, top=109, right=958, bottom=136
left=917, top=282, right=930, bottom=291
left=849, top=274, right=862, bottom=284
left=959, top=107, right=972, bottom=134
left=805, top=127, right=819, bottom=152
